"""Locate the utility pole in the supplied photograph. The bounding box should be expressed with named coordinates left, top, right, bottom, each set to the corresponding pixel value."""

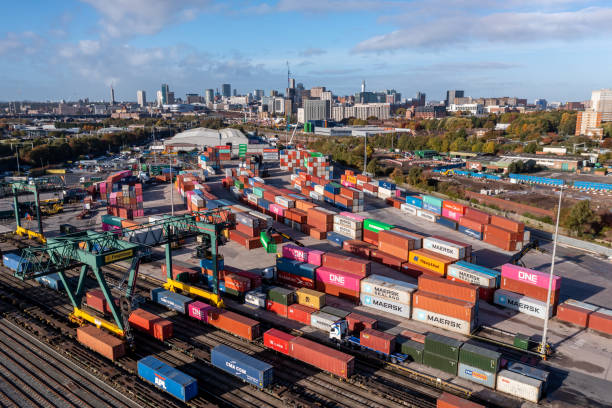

left=363, top=134, right=368, bottom=174
left=541, top=185, right=564, bottom=357
left=169, top=156, right=174, bottom=216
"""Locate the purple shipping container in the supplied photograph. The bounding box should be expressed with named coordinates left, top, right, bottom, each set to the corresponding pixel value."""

left=501, top=264, right=561, bottom=290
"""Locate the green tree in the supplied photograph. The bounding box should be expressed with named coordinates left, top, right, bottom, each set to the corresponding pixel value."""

left=558, top=112, right=577, bottom=135
left=563, top=200, right=600, bottom=236
left=366, top=158, right=378, bottom=175
left=472, top=141, right=484, bottom=152
left=524, top=142, right=538, bottom=153
left=390, top=168, right=405, bottom=184
left=483, top=141, right=496, bottom=154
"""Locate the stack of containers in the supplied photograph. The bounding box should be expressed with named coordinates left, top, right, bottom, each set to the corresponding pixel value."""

left=484, top=215, right=525, bottom=251
left=407, top=247, right=456, bottom=277
left=373, top=228, right=423, bottom=270
left=458, top=208, right=490, bottom=240
left=229, top=212, right=264, bottom=250
left=128, top=309, right=174, bottom=341
left=106, top=173, right=144, bottom=219
left=333, top=213, right=364, bottom=240
left=458, top=343, right=501, bottom=388
left=362, top=181, right=378, bottom=196
left=288, top=288, right=325, bottom=325
left=276, top=256, right=318, bottom=289
left=307, top=206, right=336, bottom=239
left=556, top=299, right=612, bottom=335
left=412, top=275, right=478, bottom=335
left=216, top=145, right=232, bottom=161
left=377, top=180, right=396, bottom=200
left=423, top=333, right=463, bottom=375
left=447, top=262, right=498, bottom=303
left=266, top=287, right=296, bottom=318
left=198, top=146, right=220, bottom=171
left=441, top=200, right=466, bottom=222
left=362, top=219, right=393, bottom=246
left=494, top=264, right=561, bottom=319
left=401, top=195, right=423, bottom=214
left=303, top=152, right=332, bottom=180
left=262, top=148, right=279, bottom=162
left=360, top=274, right=416, bottom=319
left=316, top=253, right=370, bottom=303
left=422, top=236, right=471, bottom=262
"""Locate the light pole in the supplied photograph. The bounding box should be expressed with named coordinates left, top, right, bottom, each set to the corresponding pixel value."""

left=541, top=185, right=564, bottom=357
left=363, top=134, right=367, bottom=174
left=169, top=155, right=174, bottom=216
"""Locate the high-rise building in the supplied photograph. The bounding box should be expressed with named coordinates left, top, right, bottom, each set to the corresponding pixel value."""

left=205, top=89, right=214, bottom=104
left=289, top=78, right=295, bottom=89
left=222, top=84, right=231, bottom=98
left=535, top=99, right=547, bottom=110
left=445, top=90, right=464, bottom=107
left=575, top=111, right=603, bottom=138
left=167, top=92, right=175, bottom=104
left=110, top=84, right=115, bottom=105
left=186, top=93, right=201, bottom=104
left=361, top=80, right=366, bottom=93
left=303, top=99, right=330, bottom=122
left=161, top=84, right=170, bottom=105
left=416, top=92, right=426, bottom=107
left=270, top=90, right=279, bottom=97
left=591, top=89, right=612, bottom=121
left=156, top=90, right=163, bottom=107
left=254, top=89, right=264, bottom=100
left=137, top=90, right=146, bottom=107
left=321, top=91, right=333, bottom=102
left=310, top=87, right=326, bottom=99
left=233, top=89, right=237, bottom=97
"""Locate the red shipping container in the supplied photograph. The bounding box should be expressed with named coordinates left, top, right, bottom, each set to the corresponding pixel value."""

left=310, top=228, right=327, bottom=240
left=266, top=299, right=289, bottom=317
left=277, top=270, right=315, bottom=289
left=557, top=303, right=590, bottom=327
left=263, top=328, right=295, bottom=355
left=288, top=336, right=355, bottom=378
left=484, top=224, right=514, bottom=241
left=236, top=222, right=261, bottom=237
left=464, top=208, right=491, bottom=224
left=400, top=329, right=426, bottom=344
left=483, top=232, right=517, bottom=251
left=288, top=304, right=315, bottom=325
left=501, top=277, right=560, bottom=305
left=161, top=264, right=199, bottom=282
left=447, top=275, right=496, bottom=303
left=442, top=201, right=467, bottom=215
left=86, top=289, right=108, bottom=314
left=490, top=215, right=524, bottom=233
left=224, top=274, right=251, bottom=292
left=207, top=309, right=260, bottom=341
left=77, top=325, right=125, bottom=361
left=418, top=275, right=478, bottom=304
left=413, top=291, right=476, bottom=322
left=363, top=228, right=379, bottom=245
left=346, top=312, right=378, bottom=333
left=128, top=308, right=160, bottom=334
left=370, top=249, right=404, bottom=270
left=588, top=311, right=612, bottom=335
left=458, top=217, right=485, bottom=233
left=378, top=229, right=420, bottom=259
left=315, top=281, right=359, bottom=303
left=322, top=253, right=371, bottom=278
left=343, top=240, right=375, bottom=259
left=153, top=319, right=173, bottom=341
left=360, top=328, right=395, bottom=355
left=437, top=392, right=484, bottom=408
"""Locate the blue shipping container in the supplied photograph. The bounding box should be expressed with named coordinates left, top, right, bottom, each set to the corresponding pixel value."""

left=276, top=257, right=302, bottom=275
left=137, top=356, right=198, bottom=402
left=150, top=288, right=193, bottom=314
left=422, top=202, right=442, bottom=215
left=378, top=181, right=396, bottom=190
left=259, top=199, right=270, bottom=210
left=2, top=253, right=29, bottom=272
left=324, top=184, right=340, bottom=194
left=458, top=226, right=482, bottom=240
left=327, top=231, right=350, bottom=246
left=211, top=345, right=273, bottom=388
left=405, top=196, right=423, bottom=208
left=36, top=273, right=64, bottom=291
left=200, top=257, right=224, bottom=271
left=436, top=216, right=457, bottom=230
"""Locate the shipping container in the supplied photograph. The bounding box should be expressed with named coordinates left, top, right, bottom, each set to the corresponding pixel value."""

left=267, top=286, right=296, bottom=306
left=418, top=275, right=478, bottom=304
left=207, top=309, right=261, bottom=340
left=457, top=362, right=496, bottom=388
left=422, top=237, right=466, bottom=260
left=346, top=312, right=377, bottom=333
left=408, top=249, right=455, bottom=276
left=437, top=392, right=484, bottom=408
left=35, top=273, right=64, bottom=291
left=397, top=338, right=424, bottom=363
left=556, top=299, right=599, bottom=327
left=360, top=328, right=396, bottom=355
left=277, top=270, right=315, bottom=289
left=501, top=276, right=560, bottom=305
left=369, top=249, right=405, bottom=271
left=211, top=345, right=274, bottom=388
left=288, top=303, right=315, bottom=325
left=494, top=289, right=552, bottom=319
left=316, top=267, right=362, bottom=292
left=296, top=288, right=326, bottom=309
left=464, top=208, right=490, bottom=224
left=137, top=356, right=198, bottom=402
left=455, top=261, right=500, bottom=287
left=423, top=351, right=458, bottom=375
left=322, top=253, right=371, bottom=278
left=496, top=370, right=542, bottom=403
left=150, top=288, right=192, bottom=314
left=360, top=274, right=416, bottom=305
left=153, top=320, right=173, bottom=341
left=245, top=291, right=267, bottom=308
left=360, top=294, right=412, bottom=319
left=86, top=289, right=110, bottom=314
left=506, top=362, right=549, bottom=391
left=447, top=264, right=496, bottom=289
left=311, top=311, right=340, bottom=331
left=501, top=264, right=561, bottom=291
left=77, top=325, right=125, bottom=361
left=424, top=333, right=462, bottom=360
left=266, top=299, right=288, bottom=317
left=459, top=343, right=500, bottom=373
left=128, top=308, right=160, bottom=334
left=413, top=291, right=476, bottom=324
left=588, top=309, right=612, bottom=335
left=288, top=336, right=354, bottom=378
left=263, top=328, right=295, bottom=355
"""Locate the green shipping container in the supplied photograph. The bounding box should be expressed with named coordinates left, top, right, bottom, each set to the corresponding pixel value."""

left=423, top=351, right=458, bottom=375
left=267, top=287, right=296, bottom=306
left=320, top=306, right=350, bottom=319
left=223, top=286, right=241, bottom=297
left=422, top=195, right=443, bottom=208
left=363, top=219, right=394, bottom=233
left=424, top=333, right=463, bottom=361
left=397, top=339, right=424, bottom=364
left=514, top=334, right=530, bottom=350
left=101, top=215, right=124, bottom=227
left=234, top=180, right=244, bottom=189
left=459, top=343, right=501, bottom=373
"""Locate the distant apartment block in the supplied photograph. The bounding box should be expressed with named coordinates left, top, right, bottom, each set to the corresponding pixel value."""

left=302, top=99, right=330, bottom=122
left=137, top=90, right=146, bottom=107
left=310, top=86, right=326, bottom=99
left=448, top=103, right=484, bottom=115
left=575, top=111, right=603, bottom=138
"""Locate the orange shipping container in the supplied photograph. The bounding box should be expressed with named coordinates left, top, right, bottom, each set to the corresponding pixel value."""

left=77, top=325, right=125, bottom=361
left=490, top=215, right=524, bottom=233
left=484, top=224, right=514, bottom=241
left=153, top=319, right=173, bottom=341
left=418, top=274, right=478, bottom=304
left=458, top=217, right=485, bottom=233
left=128, top=308, right=160, bottom=333
left=463, top=208, right=490, bottom=224
left=413, top=291, right=476, bottom=322
left=442, top=201, right=466, bottom=215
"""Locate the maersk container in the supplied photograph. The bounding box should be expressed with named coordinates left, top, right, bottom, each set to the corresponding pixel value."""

left=455, top=261, right=500, bottom=287
left=397, top=338, right=424, bottom=363
left=494, top=289, right=552, bottom=319
left=423, top=351, right=458, bottom=375
left=137, top=356, right=198, bottom=402
left=360, top=274, right=416, bottom=305
left=458, top=362, right=496, bottom=388
left=424, top=333, right=463, bottom=360
left=360, top=294, right=412, bottom=319
left=448, top=264, right=497, bottom=288
left=459, top=343, right=501, bottom=373
left=423, top=237, right=466, bottom=259
left=496, top=369, right=542, bottom=403
left=211, top=345, right=274, bottom=388
left=310, top=311, right=340, bottom=331
left=412, top=308, right=475, bottom=336
left=150, top=288, right=193, bottom=314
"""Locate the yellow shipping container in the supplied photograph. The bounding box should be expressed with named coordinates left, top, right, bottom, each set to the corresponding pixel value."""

left=347, top=175, right=357, bottom=184
left=46, top=169, right=66, bottom=174
left=296, top=288, right=326, bottom=310
left=408, top=249, right=452, bottom=275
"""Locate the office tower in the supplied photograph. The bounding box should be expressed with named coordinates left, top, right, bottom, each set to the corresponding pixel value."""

left=416, top=92, right=426, bottom=106
left=591, top=89, right=612, bottom=120
left=445, top=90, right=464, bottom=107
left=361, top=80, right=366, bottom=93
left=222, top=84, right=231, bottom=98
left=137, top=90, right=146, bottom=107
left=205, top=89, right=214, bottom=104
left=310, top=86, right=326, bottom=99
left=289, top=78, right=295, bottom=89
left=303, top=99, right=330, bottom=122
left=161, top=83, right=170, bottom=105
left=156, top=90, right=163, bottom=107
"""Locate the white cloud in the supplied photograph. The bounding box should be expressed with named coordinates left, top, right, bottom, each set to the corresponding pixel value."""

left=300, top=47, right=326, bottom=57
left=80, top=0, right=211, bottom=37
left=0, top=32, right=43, bottom=56
left=354, top=6, right=612, bottom=52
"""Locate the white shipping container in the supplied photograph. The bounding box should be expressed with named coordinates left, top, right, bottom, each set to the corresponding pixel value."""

left=411, top=308, right=475, bottom=335
left=247, top=193, right=259, bottom=204
left=314, top=184, right=325, bottom=195
left=496, top=370, right=542, bottom=403
left=416, top=209, right=438, bottom=223
left=423, top=237, right=465, bottom=260
left=377, top=187, right=393, bottom=199
left=275, top=196, right=295, bottom=208
left=494, top=289, right=552, bottom=319
left=360, top=274, right=416, bottom=305
left=314, top=206, right=337, bottom=216
left=333, top=224, right=362, bottom=239
left=447, top=265, right=496, bottom=288
left=309, top=191, right=323, bottom=201
left=245, top=291, right=266, bottom=308
left=333, top=214, right=362, bottom=230
left=400, top=203, right=418, bottom=215
left=360, top=294, right=412, bottom=319
left=310, top=311, right=340, bottom=331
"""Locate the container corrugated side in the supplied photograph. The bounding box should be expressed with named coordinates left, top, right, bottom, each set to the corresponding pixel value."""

left=494, top=289, right=552, bottom=319
left=424, top=333, right=462, bottom=360
left=459, top=343, right=501, bottom=373
left=496, top=370, right=542, bottom=403
left=211, top=345, right=273, bottom=388
left=423, top=351, right=458, bottom=375
left=360, top=294, right=411, bottom=319
left=360, top=274, right=416, bottom=305
left=137, top=356, right=198, bottom=402
left=310, top=311, right=340, bottom=331
left=457, top=362, right=496, bottom=388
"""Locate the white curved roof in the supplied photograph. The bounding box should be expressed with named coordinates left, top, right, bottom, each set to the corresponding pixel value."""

left=165, top=127, right=248, bottom=147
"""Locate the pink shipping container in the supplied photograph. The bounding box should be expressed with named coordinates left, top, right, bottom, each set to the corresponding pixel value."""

left=269, top=203, right=285, bottom=216
left=442, top=208, right=462, bottom=221
left=395, top=190, right=401, bottom=197
left=501, top=264, right=561, bottom=291
left=339, top=212, right=365, bottom=222
left=316, top=267, right=362, bottom=292
left=281, top=245, right=324, bottom=266
left=188, top=301, right=213, bottom=323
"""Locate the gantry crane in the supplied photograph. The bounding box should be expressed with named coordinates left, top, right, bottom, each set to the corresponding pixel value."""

left=15, top=210, right=232, bottom=343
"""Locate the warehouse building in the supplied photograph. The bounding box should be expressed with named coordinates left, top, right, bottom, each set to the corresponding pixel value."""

left=164, top=127, right=249, bottom=152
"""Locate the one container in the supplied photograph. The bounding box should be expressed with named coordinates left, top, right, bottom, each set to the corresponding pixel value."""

left=360, top=328, right=396, bottom=355
left=360, top=274, right=416, bottom=305
left=501, top=264, right=561, bottom=291
left=494, top=289, right=552, bottom=319
left=360, top=294, right=412, bottom=319
left=77, top=325, right=125, bottom=361
left=211, top=345, right=274, bottom=389
left=137, top=356, right=198, bottom=402
left=310, top=311, right=340, bottom=331
left=296, top=288, right=326, bottom=310
left=501, top=276, right=560, bottom=304
left=459, top=343, right=501, bottom=373
left=423, top=351, right=458, bottom=375
left=263, top=328, right=295, bottom=355
left=315, top=267, right=362, bottom=292
left=207, top=309, right=260, bottom=341
left=287, top=303, right=315, bottom=325
left=346, top=312, right=378, bottom=333
left=496, top=370, right=542, bottom=403
left=288, top=336, right=354, bottom=378
left=397, top=338, right=424, bottom=363
left=457, top=362, right=496, bottom=388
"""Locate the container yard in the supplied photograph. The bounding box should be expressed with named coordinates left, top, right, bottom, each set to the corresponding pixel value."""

left=0, top=148, right=611, bottom=408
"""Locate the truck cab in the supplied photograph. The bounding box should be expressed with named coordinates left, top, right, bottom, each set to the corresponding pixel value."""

left=329, top=320, right=349, bottom=343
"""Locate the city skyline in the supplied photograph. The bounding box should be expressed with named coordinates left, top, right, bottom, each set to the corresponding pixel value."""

left=2, top=1, right=612, bottom=102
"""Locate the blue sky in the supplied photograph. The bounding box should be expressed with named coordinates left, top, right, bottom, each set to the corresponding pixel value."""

left=1, top=0, right=612, bottom=102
